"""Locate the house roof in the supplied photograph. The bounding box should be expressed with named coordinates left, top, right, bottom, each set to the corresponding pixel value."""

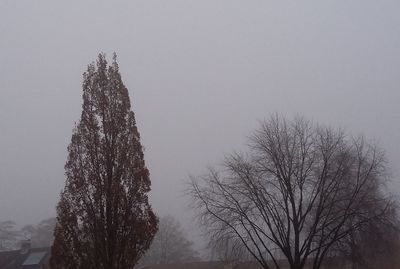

left=0, top=247, right=50, bottom=269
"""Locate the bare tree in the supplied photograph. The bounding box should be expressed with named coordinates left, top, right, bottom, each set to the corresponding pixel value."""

left=50, top=54, right=158, bottom=269
left=0, top=220, right=18, bottom=250
left=22, top=218, right=56, bottom=248
left=138, top=215, right=199, bottom=266
left=332, top=199, right=400, bottom=269
left=188, top=115, right=392, bottom=269
left=208, top=233, right=252, bottom=264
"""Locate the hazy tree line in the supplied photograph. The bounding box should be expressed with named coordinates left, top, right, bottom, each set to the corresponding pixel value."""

left=1, top=54, right=399, bottom=269
left=0, top=218, right=56, bottom=250
left=137, top=215, right=199, bottom=266
left=0, top=215, right=199, bottom=265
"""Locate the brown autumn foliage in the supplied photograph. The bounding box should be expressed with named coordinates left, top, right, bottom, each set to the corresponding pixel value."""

left=50, top=53, right=158, bottom=269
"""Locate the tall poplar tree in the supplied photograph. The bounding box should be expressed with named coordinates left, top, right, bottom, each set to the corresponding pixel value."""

left=50, top=53, right=158, bottom=269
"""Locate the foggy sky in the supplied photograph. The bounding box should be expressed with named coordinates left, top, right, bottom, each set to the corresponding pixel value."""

left=1, top=0, right=399, bottom=246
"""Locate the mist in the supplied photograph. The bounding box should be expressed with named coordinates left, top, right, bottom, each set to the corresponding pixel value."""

left=1, top=0, right=399, bottom=254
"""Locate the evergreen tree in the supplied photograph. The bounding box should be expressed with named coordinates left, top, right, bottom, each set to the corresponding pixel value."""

left=50, top=53, right=158, bottom=269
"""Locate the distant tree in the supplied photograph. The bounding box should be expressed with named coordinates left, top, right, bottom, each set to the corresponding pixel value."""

left=333, top=199, right=400, bottom=269
left=0, top=220, right=18, bottom=250
left=22, top=218, right=56, bottom=247
left=188, top=115, right=393, bottom=269
left=208, top=233, right=252, bottom=264
left=139, top=215, right=199, bottom=266
left=50, top=53, right=158, bottom=269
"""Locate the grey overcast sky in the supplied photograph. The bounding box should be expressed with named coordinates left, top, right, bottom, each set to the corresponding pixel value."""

left=0, top=0, right=399, bottom=243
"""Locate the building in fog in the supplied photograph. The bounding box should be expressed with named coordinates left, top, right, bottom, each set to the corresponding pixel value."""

left=0, top=240, right=50, bottom=269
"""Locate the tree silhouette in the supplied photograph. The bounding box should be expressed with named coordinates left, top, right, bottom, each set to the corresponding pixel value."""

left=50, top=53, right=158, bottom=269
left=139, top=215, right=199, bottom=266
left=0, top=220, right=18, bottom=250
left=189, top=115, right=392, bottom=269
left=22, top=218, right=56, bottom=247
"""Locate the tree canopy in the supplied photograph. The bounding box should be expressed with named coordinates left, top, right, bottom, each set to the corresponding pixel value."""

left=189, top=115, right=394, bottom=269
left=50, top=53, right=158, bottom=269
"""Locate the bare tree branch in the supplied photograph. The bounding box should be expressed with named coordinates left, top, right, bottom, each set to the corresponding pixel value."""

left=188, top=115, right=393, bottom=269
